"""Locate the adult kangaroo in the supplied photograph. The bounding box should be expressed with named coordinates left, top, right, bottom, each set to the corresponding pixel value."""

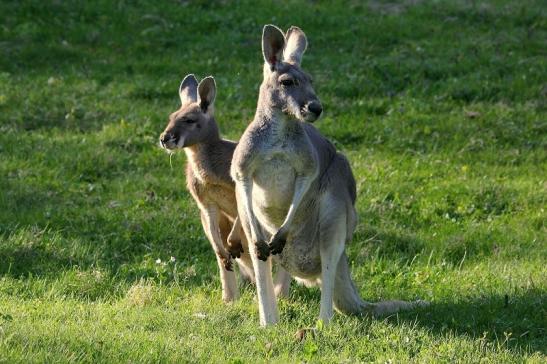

left=160, top=74, right=291, bottom=302
left=231, top=25, right=425, bottom=326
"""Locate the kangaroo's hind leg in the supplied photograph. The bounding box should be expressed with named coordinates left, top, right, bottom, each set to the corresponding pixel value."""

left=318, top=204, right=347, bottom=323
left=236, top=192, right=278, bottom=326
left=202, top=210, right=238, bottom=303
left=247, top=232, right=278, bottom=325
left=273, top=263, right=291, bottom=298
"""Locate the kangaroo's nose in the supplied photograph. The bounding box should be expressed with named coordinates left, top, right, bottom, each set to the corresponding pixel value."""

left=307, top=101, right=323, bottom=117
left=160, top=132, right=172, bottom=143
left=160, top=132, right=175, bottom=148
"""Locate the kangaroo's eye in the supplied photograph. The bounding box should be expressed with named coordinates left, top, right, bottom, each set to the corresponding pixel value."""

left=184, top=119, right=197, bottom=124
left=280, top=79, right=297, bottom=87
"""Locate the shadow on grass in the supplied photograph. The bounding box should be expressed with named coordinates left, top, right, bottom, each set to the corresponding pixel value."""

left=350, top=228, right=545, bottom=353
left=0, top=242, right=75, bottom=277
left=0, top=221, right=216, bottom=300
left=282, top=267, right=545, bottom=355
left=352, top=225, right=426, bottom=260
left=1, top=218, right=544, bottom=355
left=283, top=226, right=546, bottom=355
left=388, top=289, right=546, bottom=355
left=285, top=282, right=546, bottom=355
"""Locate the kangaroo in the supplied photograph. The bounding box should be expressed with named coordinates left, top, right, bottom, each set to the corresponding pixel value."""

left=231, top=25, right=426, bottom=326
left=160, top=74, right=290, bottom=302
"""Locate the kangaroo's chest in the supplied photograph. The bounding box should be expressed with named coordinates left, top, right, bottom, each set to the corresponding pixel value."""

left=252, top=153, right=296, bottom=225
left=250, top=127, right=318, bottom=229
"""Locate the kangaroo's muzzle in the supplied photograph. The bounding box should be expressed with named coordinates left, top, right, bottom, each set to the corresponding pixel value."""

left=159, top=132, right=178, bottom=150
left=303, top=101, right=323, bottom=122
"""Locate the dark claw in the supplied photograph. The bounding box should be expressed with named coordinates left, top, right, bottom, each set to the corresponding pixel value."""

left=255, top=241, right=270, bottom=261
left=268, top=233, right=286, bottom=255
left=220, top=255, right=233, bottom=271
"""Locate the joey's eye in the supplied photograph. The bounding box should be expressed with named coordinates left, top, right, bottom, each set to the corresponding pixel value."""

left=280, top=79, right=297, bottom=87
left=184, top=119, right=197, bottom=124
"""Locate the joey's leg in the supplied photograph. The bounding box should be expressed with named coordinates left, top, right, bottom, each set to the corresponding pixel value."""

left=269, top=175, right=313, bottom=255
left=318, top=215, right=346, bottom=323
left=200, top=208, right=238, bottom=302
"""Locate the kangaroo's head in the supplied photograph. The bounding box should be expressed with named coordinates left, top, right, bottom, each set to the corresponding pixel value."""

left=260, top=25, right=322, bottom=123
left=159, top=74, right=218, bottom=150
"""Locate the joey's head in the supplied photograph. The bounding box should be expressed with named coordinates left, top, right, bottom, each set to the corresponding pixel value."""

left=159, top=74, right=219, bottom=150
left=260, top=25, right=322, bottom=123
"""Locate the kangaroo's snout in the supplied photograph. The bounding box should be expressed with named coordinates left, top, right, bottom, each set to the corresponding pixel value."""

left=159, top=131, right=178, bottom=149
left=304, top=101, right=323, bottom=122
left=307, top=101, right=322, bottom=117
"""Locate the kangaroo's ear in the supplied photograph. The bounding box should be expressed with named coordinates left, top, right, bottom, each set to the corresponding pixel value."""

left=179, top=74, right=198, bottom=105
left=197, top=76, right=216, bottom=113
left=262, top=24, right=285, bottom=71
left=283, top=26, right=307, bottom=66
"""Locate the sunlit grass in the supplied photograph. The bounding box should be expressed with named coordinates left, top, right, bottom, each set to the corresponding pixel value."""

left=0, top=0, right=545, bottom=362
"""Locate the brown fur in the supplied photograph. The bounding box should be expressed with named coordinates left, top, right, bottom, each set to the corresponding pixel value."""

left=184, top=140, right=245, bottom=268
left=159, top=74, right=290, bottom=302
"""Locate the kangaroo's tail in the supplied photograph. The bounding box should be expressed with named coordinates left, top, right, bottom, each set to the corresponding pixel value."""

left=333, top=252, right=373, bottom=315
left=334, top=252, right=429, bottom=316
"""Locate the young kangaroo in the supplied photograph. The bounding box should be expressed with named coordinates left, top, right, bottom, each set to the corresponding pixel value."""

left=231, top=25, right=426, bottom=325
left=160, top=74, right=290, bottom=302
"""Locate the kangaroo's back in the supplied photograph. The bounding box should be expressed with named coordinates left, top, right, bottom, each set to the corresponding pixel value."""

left=302, top=123, right=357, bottom=206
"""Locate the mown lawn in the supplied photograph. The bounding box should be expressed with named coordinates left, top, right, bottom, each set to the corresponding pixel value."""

left=0, top=0, right=545, bottom=362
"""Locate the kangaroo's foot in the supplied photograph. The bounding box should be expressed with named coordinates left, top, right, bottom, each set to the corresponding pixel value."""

left=268, top=230, right=287, bottom=255
left=255, top=241, right=270, bottom=261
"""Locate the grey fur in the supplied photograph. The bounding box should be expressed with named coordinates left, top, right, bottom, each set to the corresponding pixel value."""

left=231, top=25, right=426, bottom=325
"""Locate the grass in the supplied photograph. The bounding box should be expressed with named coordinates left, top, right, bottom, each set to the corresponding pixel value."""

left=0, top=0, right=546, bottom=362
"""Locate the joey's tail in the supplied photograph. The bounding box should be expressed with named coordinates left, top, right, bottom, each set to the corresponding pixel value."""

left=334, top=252, right=428, bottom=316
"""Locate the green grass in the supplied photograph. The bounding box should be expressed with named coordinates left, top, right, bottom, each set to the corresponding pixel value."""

left=1, top=0, right=546, bottom=362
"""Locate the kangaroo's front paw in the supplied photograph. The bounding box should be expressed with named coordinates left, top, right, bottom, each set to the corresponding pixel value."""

left=268, top=230, right=287, bottom=255
left=255, top=241, right=270, bottom=261
left=227, top=239, right=244, bottom=259
left=218, top=253, right=233, bottom=271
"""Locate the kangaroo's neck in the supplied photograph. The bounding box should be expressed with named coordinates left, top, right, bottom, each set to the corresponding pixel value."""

left=254, top=90, right=300, bottom=133
left=203, top=117, right=221, bottom=141
left=184, top=133, right=229, bottom=184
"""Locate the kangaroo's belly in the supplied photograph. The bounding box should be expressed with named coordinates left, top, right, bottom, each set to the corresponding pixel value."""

left=205, top=184, right=238, bottom=220
left=279, top=233, right=322, bottom=279
left=252, top=156, right=295, bottom=230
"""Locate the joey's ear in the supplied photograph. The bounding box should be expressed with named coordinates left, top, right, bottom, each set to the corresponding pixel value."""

left=283, top=26, right=307, bottom=65
left=262, top=24, right=285, bottom=71
left=197, top=76, right=216, bottom=113
left=179, top=74, right=198, bottom=105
